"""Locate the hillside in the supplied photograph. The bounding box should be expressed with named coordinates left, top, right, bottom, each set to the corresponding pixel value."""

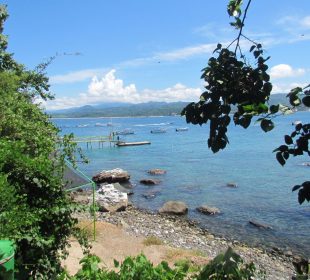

left=49, top=94, right=308, bottom=118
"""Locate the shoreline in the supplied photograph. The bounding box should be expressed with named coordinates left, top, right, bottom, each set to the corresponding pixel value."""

left=78, top=204, right=301, bottom=280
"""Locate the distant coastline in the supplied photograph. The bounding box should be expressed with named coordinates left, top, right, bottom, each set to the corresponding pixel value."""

left=48, top=94, right=308, bottom=119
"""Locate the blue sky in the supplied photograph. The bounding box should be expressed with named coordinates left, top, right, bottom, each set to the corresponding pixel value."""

left=3, top=0, right=310, bottom=110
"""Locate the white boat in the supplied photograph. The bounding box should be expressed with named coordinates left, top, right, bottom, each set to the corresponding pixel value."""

left=115, top=129, right=134, bottom=135
left=116, top=141, right=151, bottom=147
left=176, top=127, right=188, bottom=132
left=95, top=123, right=105, bottom=127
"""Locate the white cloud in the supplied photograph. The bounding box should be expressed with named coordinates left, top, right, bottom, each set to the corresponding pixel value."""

left=49, top=68, right=107, bottom=84
left=45, top=69, right=202, bottom=110
left=155, top=44, right=216, bottom=61
left=119, top=43, right=218, bottom=68
left=269, top=64, right=306, bottom=79
left=300, top=16, right=310, bottom=28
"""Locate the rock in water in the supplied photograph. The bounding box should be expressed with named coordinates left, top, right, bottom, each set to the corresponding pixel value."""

left=196, top=205, right=220, bottom=215
left=249, top=220, right=272, bottom=229
left=159, top=201, right=188, bottom=215
left=226, top=182, right=238, bottom=188
left=140, top=178, right=161, bottom=185
left=92, top=168, right=130, bottom=184
left=148, top=169, right=166, bottom=175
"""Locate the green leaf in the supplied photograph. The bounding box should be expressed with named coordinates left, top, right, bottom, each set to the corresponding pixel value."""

left=114, top=259, right=119, bottom=268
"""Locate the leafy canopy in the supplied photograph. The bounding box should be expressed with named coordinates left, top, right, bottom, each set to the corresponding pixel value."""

left=0, top=5, right=87, bottom=279
left=181, top=0, right=309, bottom=204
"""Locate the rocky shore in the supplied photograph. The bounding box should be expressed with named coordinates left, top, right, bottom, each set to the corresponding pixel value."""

left=77, top=205, right=298, bottom=280
left=72, top=168, right=308, bottom=279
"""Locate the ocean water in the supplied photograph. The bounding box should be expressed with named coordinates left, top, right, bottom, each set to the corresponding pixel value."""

left=53, top=112, right=310, bottom=257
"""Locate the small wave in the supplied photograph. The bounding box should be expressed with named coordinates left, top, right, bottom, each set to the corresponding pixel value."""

left=134, top=122, right=172, bottom=127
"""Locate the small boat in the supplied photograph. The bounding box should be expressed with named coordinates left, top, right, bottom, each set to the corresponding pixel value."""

left=95, top=123, right=105, bottom=127
left=115, top=129, right=134, bottom=135
left=150, top=128, right=167, bottom=134
left=116, top=141, right=151, bottom=147
left=107, top=122, right=113, bottom=127
left=176, top=127, right=188, bottom=132
left=77, top=124, right=88, bottom=128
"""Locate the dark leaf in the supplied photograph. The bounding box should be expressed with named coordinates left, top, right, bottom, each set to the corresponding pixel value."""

left=269, top=104, right=279, bottom=114
left=298, top=190, right=306, bottom=205
left=276, top=152, right=285, bottom=166
left=283, top=151, right=289, bottom=160
left=284, top=135, right=293, bottom=145
left=261, top=119, right=274, bottom=132
left=292, top=185, right=302, bottom=192
left=302, top=96, right=310, bottom=107
left=249, top=45, right=256, bottom=52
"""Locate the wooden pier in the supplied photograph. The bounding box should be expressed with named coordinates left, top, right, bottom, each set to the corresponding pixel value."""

left=69, top=134, right=117, bottom=149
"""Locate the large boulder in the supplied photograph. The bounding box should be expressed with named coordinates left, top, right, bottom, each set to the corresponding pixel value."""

left=159, top=201, right=188, bottom=215
left=92, top=168, right=130, bottom=184
left=148, top=169, right=166, bottom=175
left=196, top=205, right=220, bottom=215
left=94, top=184, right=128, bottom=212
left=140, top=178, right=161, bottom=185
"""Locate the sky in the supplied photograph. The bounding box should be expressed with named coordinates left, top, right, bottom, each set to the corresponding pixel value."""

left=3, top=0, right=310, bottom=110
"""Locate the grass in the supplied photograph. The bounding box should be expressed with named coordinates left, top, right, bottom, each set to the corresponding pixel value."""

left=143, top=236, right=164, bottom=246
left=77, top=220, right=98, bottom=239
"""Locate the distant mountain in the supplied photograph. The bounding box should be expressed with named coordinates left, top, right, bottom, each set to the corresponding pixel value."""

left=49, top=94, right=307, bottom=118
left=49, top=101, right=189, bottom=118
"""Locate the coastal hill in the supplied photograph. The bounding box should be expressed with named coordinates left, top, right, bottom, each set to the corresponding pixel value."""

left=49, top=94, right=307, bottom=118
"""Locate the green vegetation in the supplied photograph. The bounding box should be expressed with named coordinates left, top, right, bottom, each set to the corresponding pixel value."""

left=0, top=5, right=87, bottom=279
left=195, top=247, right=265, bottom=280
left=181, top=0, right=309, bottom=204
left=143, top=236, right=164, bottom=246
left=58, top=249, right=265, bottom=280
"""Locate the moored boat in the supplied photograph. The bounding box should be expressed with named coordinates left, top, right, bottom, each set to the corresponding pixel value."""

left=176, top=127, right=188, bottom=132
left=115, top=129, right=134, bottom=135
left=150, top=128, right=167, bottom=133
left=116, top=141, right=151, bottom=147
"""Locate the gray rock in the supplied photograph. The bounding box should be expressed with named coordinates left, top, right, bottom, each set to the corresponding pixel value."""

left=249, top=220, right=272, bottom=229
left=140, top=178, right=161, bottom=185
left=94, top=184, right=128, bottom=213
left=226, top=182, right=238, bottom=188
left=142, top=190, right=160, bottom=199
left=97, top=200, right=127, bottom=212
left=159, top=201, right=188, bottom=215
left=196, top=205, right=220, bottom=215
left=92, top=168, right=130, bottom=184
left=148, top=169, right=166, bottom=175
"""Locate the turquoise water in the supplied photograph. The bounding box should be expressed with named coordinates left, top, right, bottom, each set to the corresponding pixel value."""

left=53, top=112, right=310, bottom=257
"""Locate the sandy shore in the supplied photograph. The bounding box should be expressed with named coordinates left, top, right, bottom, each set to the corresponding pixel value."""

left=63, top=205, right=301, bottom=279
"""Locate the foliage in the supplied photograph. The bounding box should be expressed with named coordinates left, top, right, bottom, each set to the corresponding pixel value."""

left=194, top=247, right=265, bottom=280
left=292, top=258, right=310, bottom=280
left=59, top=254, right=189, bottom=280
left=0, top=5, right=88, bottom=279
left=181, top=0, right=309, bottom=203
